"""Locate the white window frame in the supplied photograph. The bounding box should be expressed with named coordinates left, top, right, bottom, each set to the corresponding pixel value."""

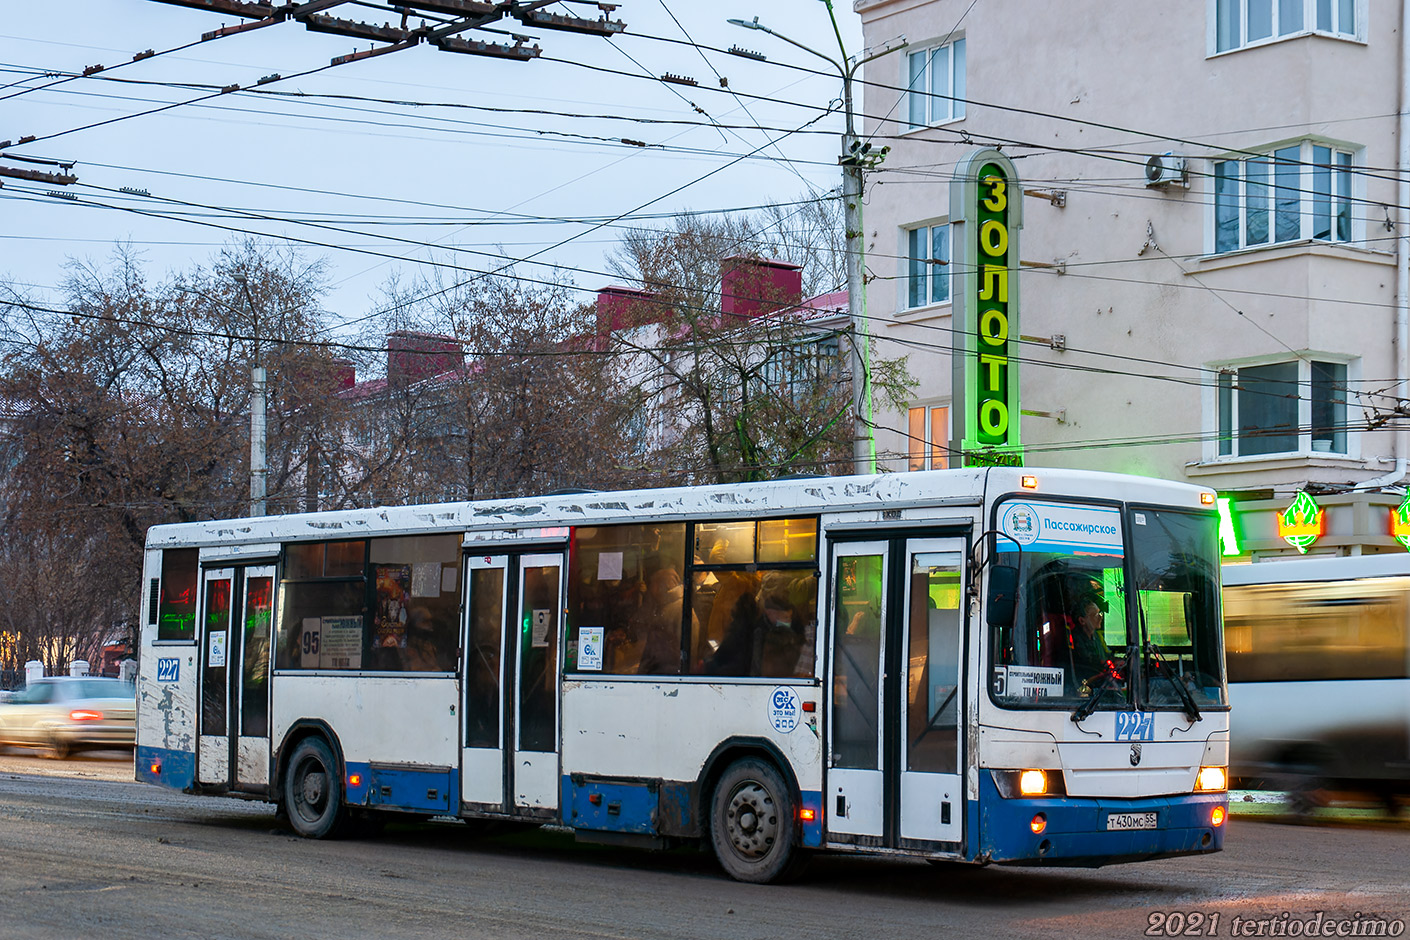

left=1203, top=354, right=1358, bottom=461
left=1207, top=139, right=1361, bottom=255
left=899, top=220, right=952, bottom=313
left=905, top=36, right=966, bottom=130
left=906, top=402, right=951, bottom=471
left=1208, top=0, right=1363, bottom=55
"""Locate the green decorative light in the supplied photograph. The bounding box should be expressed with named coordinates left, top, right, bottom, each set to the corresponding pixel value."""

left=1278, top=490, right=1325, bottom=554
left=1391, top=492, right=1410, bottom=551
left=1216, top=497, right=1242, bottom=557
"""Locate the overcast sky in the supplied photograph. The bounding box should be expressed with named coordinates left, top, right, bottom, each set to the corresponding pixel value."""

left=0, top=0, right=867, bottom=334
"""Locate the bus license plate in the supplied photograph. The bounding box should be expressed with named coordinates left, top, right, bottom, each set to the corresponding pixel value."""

left=1106, top=812, right=1157, bottom=831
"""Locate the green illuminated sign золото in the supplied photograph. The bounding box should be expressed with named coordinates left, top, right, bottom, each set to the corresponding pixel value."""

left=952, top=148, right=1022, bottom=467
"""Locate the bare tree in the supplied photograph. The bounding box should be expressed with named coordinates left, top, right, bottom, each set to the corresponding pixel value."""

left=604, top=200, right=913, bottom=485
left=0, top=240, right=343, bottom=675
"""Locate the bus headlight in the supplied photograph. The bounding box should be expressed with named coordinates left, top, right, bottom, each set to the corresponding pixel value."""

left=1195, top=766, right=1227, bottom=791
left=991, top=769, right=1066, bottom=798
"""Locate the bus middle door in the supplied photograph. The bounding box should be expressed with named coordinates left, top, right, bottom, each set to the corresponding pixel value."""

left=827, top=535, right=967, bottom=850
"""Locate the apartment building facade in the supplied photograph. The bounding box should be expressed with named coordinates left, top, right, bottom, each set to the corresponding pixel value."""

left=856, top=0, right=1409, bottom=558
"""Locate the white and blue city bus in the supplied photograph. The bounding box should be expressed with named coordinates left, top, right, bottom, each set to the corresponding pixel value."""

left=135, top=467, right=1229, bottom=882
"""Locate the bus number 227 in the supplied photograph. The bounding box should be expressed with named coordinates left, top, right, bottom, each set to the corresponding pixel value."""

left=1115, top=711, right=1155, bottom=742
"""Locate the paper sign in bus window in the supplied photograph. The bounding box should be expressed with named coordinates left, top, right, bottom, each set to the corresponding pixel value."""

left=999, top=665, right=1064, bottom=698
left=208, top=631, right=227, bottom=668
left=300, top=617, right=321, bottom=669
left=321, top=616, right=363, bottom=669
left=578, top=626, right=604, bottom=670
left=411, top=562, right=441, bottom=598
left=532, top=609, right=551, bottom=648
left=597, top=551, right=623, bottom=581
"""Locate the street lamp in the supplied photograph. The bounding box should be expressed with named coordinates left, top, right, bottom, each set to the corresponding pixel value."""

left=729, top=5, right=905, bottom=475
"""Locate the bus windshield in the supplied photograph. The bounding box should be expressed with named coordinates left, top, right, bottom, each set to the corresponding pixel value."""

left=989, top=500, right=1226, bottom=711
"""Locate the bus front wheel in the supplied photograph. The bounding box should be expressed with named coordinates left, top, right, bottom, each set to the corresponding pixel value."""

left=709, top=758, right=807, bottom=884
left=284, top=737, right=347, bottom=839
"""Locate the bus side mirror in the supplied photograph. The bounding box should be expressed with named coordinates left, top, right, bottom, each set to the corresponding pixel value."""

left=986, top=566, right=1018, bottom=628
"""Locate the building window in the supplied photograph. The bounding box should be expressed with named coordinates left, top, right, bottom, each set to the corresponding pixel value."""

left=1214, top=358, right=1349, bottom=457
left=908, top=405, right=950, bottom=470
left=905, top=223, right=951, bottom=309
left=1214, top=0, right=1358, bottom=53
left=907, top=38, right=966, bottom=129
left=1212, top=141, right=1354, bottom=253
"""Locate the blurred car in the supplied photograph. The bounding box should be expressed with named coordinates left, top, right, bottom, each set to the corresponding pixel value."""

left=0, top=677, right=136, bottom=758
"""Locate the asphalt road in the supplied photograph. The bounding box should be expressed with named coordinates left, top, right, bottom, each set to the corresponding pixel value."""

left=0, top=750, right=1406, bottom=940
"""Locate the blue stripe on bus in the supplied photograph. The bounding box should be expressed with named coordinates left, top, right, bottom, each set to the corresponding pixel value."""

left=977, top=773, right=1226, bottom=864
left=346, top=761, right=456, bottom=814
left=136, top=744, right=196, bottom=791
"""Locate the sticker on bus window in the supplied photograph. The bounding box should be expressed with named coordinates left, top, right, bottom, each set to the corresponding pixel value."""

left=769, top=687, right=801, bottom=733
left=597, top=552, right=623, bottom=581
left=531, top=610, right=551, bottom=648
left=997, top=665, right=1064, bottom=698
left=208, top=631, right=227, bottom=668
left=578, top=626, right=604, bottom=671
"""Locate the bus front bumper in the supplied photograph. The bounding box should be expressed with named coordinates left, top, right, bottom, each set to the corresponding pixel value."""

left=978, top=774, right=1226, bottom=866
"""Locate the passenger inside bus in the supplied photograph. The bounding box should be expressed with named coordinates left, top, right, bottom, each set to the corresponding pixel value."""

left=636, top=566, right=692, bottom=675
left=704, top=572, right=810, bottom=677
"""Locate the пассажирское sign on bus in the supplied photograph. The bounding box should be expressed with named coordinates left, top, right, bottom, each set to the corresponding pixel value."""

left=134, top=467, right=1230, bottom=882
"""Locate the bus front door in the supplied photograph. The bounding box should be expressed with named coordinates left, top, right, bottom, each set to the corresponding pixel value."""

left=461, top=551, right=563, bottom=817
left=196, top=564, right=275, bottom=792
left=828, top=536, right=966, bottom=849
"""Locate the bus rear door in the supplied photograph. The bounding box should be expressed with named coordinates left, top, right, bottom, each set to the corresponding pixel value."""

left=461, top=550, right=563, bottom=817
left=196, top=564, right=275, bottom=792
left=827, top=535, right=966, bottom=850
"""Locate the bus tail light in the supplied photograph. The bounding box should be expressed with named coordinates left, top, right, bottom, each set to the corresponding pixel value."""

left=1021, top=475, right=1039, bottom=489
left=1211, top=806, right=1226, bottom=827
left=799, top=808, right=816, bottom=822
left=348, top=773, right=362, bottom=788
left=1195, top=766, right=1227, bottom=791
left=1200, top=491, right=1216, bottom=505
left=69, top=709, right=103, bottom=721
left=1030, top=813, right=1047, bottom=834
left=149, top=758, right=161, bottom=776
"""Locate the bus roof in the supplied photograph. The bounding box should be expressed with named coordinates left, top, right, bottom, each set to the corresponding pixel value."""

left=144, top=466, right=1212, bottom=550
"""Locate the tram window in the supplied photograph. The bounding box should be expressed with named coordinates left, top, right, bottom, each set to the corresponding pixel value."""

left=157, top=548, right=199, bottom=642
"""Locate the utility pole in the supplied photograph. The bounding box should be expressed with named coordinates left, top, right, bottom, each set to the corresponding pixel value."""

left=729, top=7, right=903, bottom=475
left=232, top=274, right=267, bottom=517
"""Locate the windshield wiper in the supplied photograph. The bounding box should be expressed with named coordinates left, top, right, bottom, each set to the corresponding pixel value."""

left=1071, top=660, right=1125, bottom=723
left=1144, top=640, right=1201, bottom=723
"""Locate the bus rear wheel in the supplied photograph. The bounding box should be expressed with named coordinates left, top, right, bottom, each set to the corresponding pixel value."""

left=284, top=737, right=347, bottom=839
left=709, top=758, right=807, bottom=884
